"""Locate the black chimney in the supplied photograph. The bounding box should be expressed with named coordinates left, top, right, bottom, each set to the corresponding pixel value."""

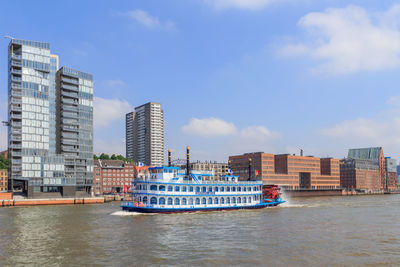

left=186, top=146, right=190, bottom=176
left=248, top=158, right=252, bottom=181
left=168, top=149, right=171, bottom=167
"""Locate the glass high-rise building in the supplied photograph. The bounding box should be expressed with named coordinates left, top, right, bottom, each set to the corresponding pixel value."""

left=126, top=102, right=164, bottom=166
left=7, top=38, right=93, bottom=198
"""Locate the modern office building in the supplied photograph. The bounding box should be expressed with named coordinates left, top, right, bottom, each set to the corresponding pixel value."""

left=126, top=102, right=164, bottom=166
left=7, top=38, right=93, bottom=198
left=229, top=152, right=340, bottom=190
left=340, top=147, right=397, bottom=191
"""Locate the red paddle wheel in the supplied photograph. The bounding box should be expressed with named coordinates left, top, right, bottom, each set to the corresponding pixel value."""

left=262, top=185, right=281, bottom=202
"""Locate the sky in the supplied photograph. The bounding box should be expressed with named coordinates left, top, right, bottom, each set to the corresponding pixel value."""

left=1, top=0, right=400, bottom=163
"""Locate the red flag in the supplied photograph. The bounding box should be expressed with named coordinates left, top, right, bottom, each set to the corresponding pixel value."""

left=255, top=170, right=260, bottom=176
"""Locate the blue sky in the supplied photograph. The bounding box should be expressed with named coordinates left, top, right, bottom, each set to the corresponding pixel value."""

left=1, top=0, right=400, bottom=162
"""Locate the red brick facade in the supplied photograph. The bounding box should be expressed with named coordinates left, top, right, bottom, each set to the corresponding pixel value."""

left=229, top=152, right=340, bottom=190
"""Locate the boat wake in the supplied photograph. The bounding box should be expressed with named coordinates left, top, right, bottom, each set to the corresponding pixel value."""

left=110, top=211, right=154, bottom=216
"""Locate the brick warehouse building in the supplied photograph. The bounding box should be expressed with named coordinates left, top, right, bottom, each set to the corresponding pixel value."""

left=93, top=159, right=151, bottom=195
left=229, top=152, right=340, bottom=190
left=340, top=147, right=397, bottom=191
left=0, top=170, right=7, bottom=192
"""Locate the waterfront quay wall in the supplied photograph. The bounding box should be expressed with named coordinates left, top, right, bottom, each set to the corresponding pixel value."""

left=284, top=189, right=343, bottom=197
left=0, top=197, right=104, bottom=207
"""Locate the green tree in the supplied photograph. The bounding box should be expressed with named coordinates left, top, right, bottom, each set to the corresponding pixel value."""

left=99, top=153, right=110, bottom=160
left=0, top=154, right=7, bottom=170
left=93, top=154, right=99, bottom=160
left=111, top=154, right=117, bottom=160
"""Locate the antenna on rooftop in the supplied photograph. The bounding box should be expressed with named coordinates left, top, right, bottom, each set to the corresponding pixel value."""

left=4, top=36, right=14, bottom=40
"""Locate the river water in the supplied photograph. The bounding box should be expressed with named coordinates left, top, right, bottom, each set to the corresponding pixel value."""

left=0, top=194, right=399, bottom=266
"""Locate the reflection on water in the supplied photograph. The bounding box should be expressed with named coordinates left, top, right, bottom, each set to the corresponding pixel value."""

left=0, top=195, right=400, bottom=266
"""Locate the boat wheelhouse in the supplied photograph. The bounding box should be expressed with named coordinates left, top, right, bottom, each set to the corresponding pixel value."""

left=121, top=166, right=285, bottom=213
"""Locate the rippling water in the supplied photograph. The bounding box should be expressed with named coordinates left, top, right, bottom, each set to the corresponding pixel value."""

left=1, top=194, right=400, bottom=266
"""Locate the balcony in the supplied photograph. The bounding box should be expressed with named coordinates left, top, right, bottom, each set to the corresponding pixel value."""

left=61, top=98, right=78, bottom=105
left=61, top=91, right=78, bottom=98
left=11, top=68, right=22, bottom=74
left=11, top=83, right=22, bottom=89
left=62, top=139, right=78, bottom=145
left=61, top=83, right=79, bottom=91
left=62, top=111, right=78, bottom=119
left=10, top=144, right=22, bottom=149
left=11, top=114, right=22, bottom=120
left=12, top=151, right=22, bottom=157
left=11, top=76, right=22, bottom=82
left=11, top=98, right=22, bottom=105
left=10, top=135, right=22, bottom=141
left=61, top=77, right=79, bottom=85
left=11, top=54, right=22, bottom=60
left=11, top=105, right=22, bottom=112
left=12, top=159, right=22, bottom=164
left=11, top=91, right=22, bottom=97
left=11, top=121, right=22, bottom=127
left=12, top=167, right=22, bottom=172
left=62, top=146, right=78, bottom=152
left=11, top=60, right=22, bottom=67
left=62, top=119, right=78, bottom=126
left=61, top=105, right=78, bottom=112
left=62, top=125, right=79, bottom=132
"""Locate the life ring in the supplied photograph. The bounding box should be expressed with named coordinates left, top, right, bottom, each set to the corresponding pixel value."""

left=133, top=202, right=138, bottom=207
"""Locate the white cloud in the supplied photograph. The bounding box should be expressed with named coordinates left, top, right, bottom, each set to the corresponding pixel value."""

left=94, top=97, right=133, bottom=129
left=204, top=0, right=276, bottom=10
left=230, top=126, right=281, bottom=153
left=123, top=9, right=175, bottom=30
left=105, top=79, right=126, bottom=88
left=94, top=138, right=125, bottom=156
left=279, top=5, right=400, bottom=74
left=182, top=117, right=237, bottom=137
left=320, top=97, right=400, bottom=157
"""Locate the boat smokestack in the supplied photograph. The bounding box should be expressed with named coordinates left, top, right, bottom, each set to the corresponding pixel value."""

left=248, top=158, right=252, bottom=181
left=186, top=146, right=190, bottom=176
left=168, top=149, right=171, bottom=167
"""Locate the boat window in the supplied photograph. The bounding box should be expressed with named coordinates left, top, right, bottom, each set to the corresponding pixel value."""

left=208, top=187, right=212, bottom=192
left=254, top=195, right=257, bottom=201
left=232, top=187, right=236, bottom=192
left=182, top=186, right=187, bottom=192
left=168, top=186, right=173, bottom=192
left=159, top=185, right=166, bottom=191
left=150, top=185, right=157, bottom=191
left=221, top=187, right=224, bottom=192
left=150, top=197, right=157, bottom=205
left=175, top=186, right=180, bottom=192
left=243, top=187, right=247, bottom=192
left=143, top=196, right=148, bottom=204
left=248, top=187, right=251, bottom=191
left=189, top=186, right=194, bottom=192
left=238, top=187, right=241, bottom=192
left=196, top=187, right=200, bottom=193
left=159, top=197, right=166, bottom=205
left=226, top=197, right=231, bottom=204
left=182, top=198, right=187, bottom=205
left=232, top=197, right=236, bottom=204
left=168, top=198, right=173, bottom=205
left=175, top=198, right=180, bottom=205
left=238, top=197, right=241, bottom=204
left=202, top=186, right=206, bottom=193
left=226, top=187, right=230, bottom=192
left=196, top=198, right=200, bottom=205
left=253, top=186, right=257, bottom=191
left=221, top=198, right=225, bottom=204
left=139, top=184, right=142, bottom=190
left=248, top=197, right=251, bottom=203
left=215, top=187, right=219, bottom=192
left=202, top=198, right=206, bottom=204
left=189, top=198, right=193, bottom=205
left=243, top=197, right=247, bottom=203
left=208, top=197, right=212, bottom=204
left=215, top=198, right=219, bottom=204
